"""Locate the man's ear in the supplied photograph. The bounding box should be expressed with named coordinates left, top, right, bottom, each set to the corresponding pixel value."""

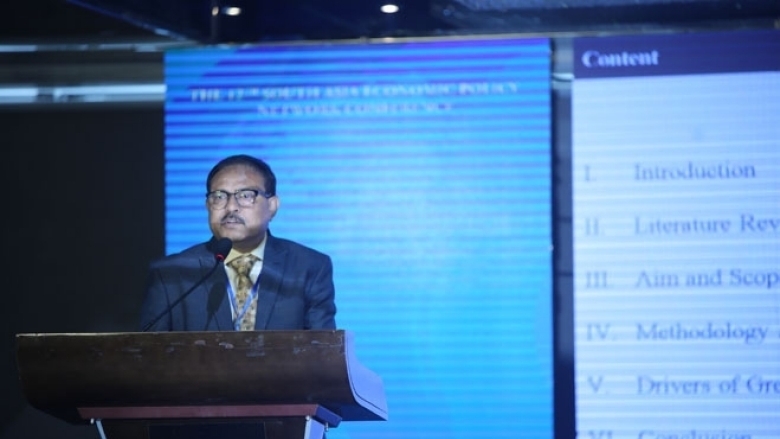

left=269, top=195, right=280, bottom=219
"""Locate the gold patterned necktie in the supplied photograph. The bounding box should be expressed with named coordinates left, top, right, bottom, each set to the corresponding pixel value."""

left=227, top=254, right=260, bottom=331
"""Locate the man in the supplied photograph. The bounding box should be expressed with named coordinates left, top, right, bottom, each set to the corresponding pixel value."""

left=139, top=154, right=337, bottom=332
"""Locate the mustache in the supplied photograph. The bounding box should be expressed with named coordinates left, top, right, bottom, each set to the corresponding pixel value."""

left=220, top=213, right=245, bottom=224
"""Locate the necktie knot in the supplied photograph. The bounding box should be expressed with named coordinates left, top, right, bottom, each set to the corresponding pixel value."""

left=228, top=253, right=259, bottom=278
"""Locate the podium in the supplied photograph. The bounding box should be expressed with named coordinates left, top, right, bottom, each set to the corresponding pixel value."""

left=15, top=330, right=388, bottom=439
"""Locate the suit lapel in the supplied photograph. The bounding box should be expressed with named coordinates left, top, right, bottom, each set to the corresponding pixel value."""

left=254, top=235, right=287, bottom=329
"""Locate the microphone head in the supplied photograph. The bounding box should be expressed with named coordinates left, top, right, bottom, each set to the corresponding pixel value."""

left=213, top=238, right=233, bottom=261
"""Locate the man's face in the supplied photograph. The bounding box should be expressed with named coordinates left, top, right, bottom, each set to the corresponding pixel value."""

left=207, top=164, right=279, bottom=252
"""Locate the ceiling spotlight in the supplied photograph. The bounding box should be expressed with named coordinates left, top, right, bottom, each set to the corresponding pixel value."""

left=211, top=6, right=219, bottom=16
left=222, top=6, right=242, bottom=16
left=381, top=4, right=399, bottom=14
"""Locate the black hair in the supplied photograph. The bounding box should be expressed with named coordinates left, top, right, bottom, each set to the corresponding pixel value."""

left=206, top=154, right=277, bottom=196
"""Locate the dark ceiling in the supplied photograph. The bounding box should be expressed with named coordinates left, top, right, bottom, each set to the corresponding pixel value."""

left=2, top=0, right=447, bottom=43
left=2, top=0, right=779, bottom=44
left=1, top=0, right=155, bottom=41
left=0, top=0, right=777, bottom=97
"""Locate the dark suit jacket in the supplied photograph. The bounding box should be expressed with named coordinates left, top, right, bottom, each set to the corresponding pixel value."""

left=139, top=233, right=337, bottom=331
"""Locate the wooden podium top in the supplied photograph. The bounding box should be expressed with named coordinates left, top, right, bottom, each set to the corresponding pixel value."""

left=16, top=330, right=387, bottom=424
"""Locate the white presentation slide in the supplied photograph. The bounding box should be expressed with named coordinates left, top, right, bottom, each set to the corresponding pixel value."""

left=572, top=30, right=780, bottom=438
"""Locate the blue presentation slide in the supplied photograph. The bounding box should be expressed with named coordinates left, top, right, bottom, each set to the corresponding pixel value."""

left=164, top=36, right=553, bottom=438
left=572, top=30, right=780, bottom=438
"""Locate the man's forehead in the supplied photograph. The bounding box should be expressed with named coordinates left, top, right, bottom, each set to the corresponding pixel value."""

left=211, top=164, right=265, bottom=186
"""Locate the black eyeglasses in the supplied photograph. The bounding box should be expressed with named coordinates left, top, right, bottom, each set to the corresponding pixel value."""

left=205, top=189, right=272, bottom=209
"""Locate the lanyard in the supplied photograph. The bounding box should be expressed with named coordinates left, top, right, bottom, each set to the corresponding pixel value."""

left=227, top=275, right=261, bottom=331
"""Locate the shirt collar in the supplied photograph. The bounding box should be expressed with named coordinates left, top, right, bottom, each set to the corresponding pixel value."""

left=224, top=232, right=267, bottom=265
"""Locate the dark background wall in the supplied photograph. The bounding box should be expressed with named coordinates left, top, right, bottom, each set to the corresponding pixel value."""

left=0, top=104, right=165, bottom=438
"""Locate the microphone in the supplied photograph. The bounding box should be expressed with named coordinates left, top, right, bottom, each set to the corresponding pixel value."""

left=142, top=238, right=232, bottom=332
left=212, top=237, right=233, bottom=262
